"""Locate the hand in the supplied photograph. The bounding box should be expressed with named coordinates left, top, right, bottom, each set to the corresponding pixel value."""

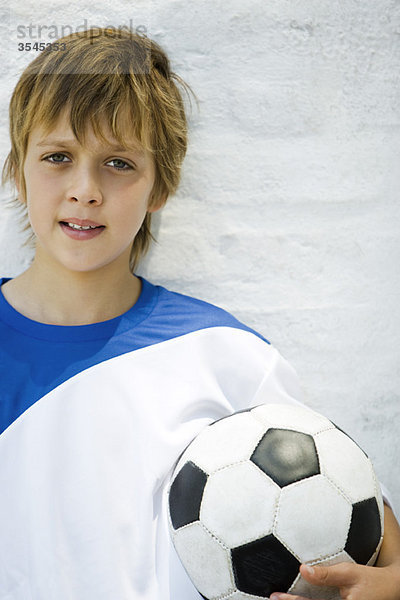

left=269, top=561, right=400, bottom=600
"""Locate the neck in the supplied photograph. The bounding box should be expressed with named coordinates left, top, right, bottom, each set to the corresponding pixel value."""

left=2, top=255, right=141, bottom=326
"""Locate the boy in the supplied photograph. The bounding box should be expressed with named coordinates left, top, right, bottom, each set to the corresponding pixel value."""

left=0, top=27, right=399, bottom=600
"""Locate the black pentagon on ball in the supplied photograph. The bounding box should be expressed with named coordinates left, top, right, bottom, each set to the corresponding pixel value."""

left=231, top=534, right=300, bottom=596
left=169, top=461, right=208, bottom=530
left=345, top=497, right=382, bottom=564
left=250, top=428, right=320, bottom=487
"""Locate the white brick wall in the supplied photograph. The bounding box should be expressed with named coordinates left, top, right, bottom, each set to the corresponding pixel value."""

left=1, top=1, right=399, bottom=512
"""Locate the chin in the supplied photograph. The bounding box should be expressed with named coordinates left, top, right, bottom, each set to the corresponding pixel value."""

left=61, top=258, right=128, bottom=275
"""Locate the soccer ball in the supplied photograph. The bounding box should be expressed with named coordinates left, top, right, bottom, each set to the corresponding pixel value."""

left=167, top=403, right=384, bottom=600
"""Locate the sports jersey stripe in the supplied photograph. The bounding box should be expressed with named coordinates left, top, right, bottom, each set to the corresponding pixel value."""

left=0, top=277, right=269, bottom=436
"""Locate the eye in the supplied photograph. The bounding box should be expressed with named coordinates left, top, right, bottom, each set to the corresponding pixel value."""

left=43, top=153, right=70, bottom=164
left=107, top=158, right=134, bottom=171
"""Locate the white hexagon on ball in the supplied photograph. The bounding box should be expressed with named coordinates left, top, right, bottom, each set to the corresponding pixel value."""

left=289, top=576, right=340, bottom=600
left=175, top=412, right=266, bottom=475
left=315, top=428, right=377, bottom=503
left=289, top=551, right=354, bottom=599
left=200, top=461, right=280, bottom=548
left=251, top=403, right=334, bottom=436
left=228, top=592, right=273, bottom=600
left=373, top=469, right=385, bottom=533
left=172, top=521, right=234, bottom=599
left=275, top=475, right=352, bottom=563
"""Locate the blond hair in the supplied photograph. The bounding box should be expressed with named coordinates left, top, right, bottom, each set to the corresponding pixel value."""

left=2, top=27, right=195, bottom=270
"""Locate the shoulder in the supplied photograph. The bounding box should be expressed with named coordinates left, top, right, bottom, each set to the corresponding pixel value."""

left=139, top=279, right=304, bottom=412
left=142, top=277, right=270, bottom=345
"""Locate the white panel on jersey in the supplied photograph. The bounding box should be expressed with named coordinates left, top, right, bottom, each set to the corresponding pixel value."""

left=0, top=327, right=303, bottom=599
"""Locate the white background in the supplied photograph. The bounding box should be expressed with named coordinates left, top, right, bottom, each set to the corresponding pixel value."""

left=0, top=0, right=399, bottom=512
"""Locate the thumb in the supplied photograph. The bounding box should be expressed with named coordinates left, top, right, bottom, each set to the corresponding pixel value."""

left=300, top=563, right=357, bottom=587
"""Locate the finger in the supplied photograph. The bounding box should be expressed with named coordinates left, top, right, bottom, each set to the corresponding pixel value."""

left=300, top=562, right=358, bottom=587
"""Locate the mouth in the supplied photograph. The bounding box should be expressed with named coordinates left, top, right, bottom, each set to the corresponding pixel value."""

left=60, top=221, right=104, bottom=231
left=59, top=219, right=105, bottom=240
left=60, top=218, right=105, bottom=230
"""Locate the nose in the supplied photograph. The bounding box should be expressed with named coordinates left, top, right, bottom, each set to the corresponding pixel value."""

left=67, top=166, right=103, bottom=206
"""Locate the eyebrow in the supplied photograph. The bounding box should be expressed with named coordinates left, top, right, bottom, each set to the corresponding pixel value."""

left=36, top=138, right=145, bottom=157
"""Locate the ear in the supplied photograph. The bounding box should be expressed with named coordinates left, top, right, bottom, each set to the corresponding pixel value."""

left=147, top=192, right=168, bottom=214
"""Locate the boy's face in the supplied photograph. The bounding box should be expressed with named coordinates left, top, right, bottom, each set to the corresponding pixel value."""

left=18, top=108, right=162, bottom=275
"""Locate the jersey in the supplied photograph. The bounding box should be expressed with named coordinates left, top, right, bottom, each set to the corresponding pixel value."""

left=0, top=276, right=339, bottom=598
